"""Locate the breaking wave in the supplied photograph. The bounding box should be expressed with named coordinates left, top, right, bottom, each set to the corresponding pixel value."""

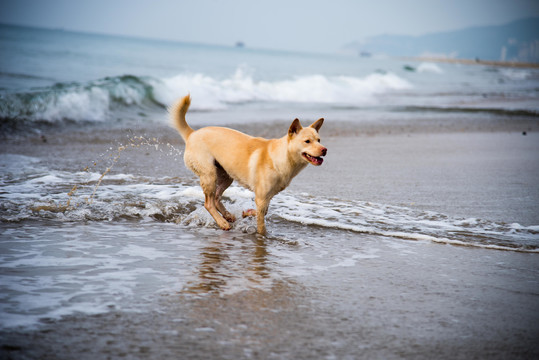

left=154, top=68, right=412, bottom=110
left=0, top=69, right=412, bottom=123
left=0, top=75, right=161, bottom=123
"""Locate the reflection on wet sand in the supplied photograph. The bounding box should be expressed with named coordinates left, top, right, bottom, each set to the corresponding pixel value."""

left=184, top=234, right=271, bottom=295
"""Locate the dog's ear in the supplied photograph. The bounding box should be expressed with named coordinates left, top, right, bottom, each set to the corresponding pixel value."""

left=310, top=118, right=324, bottom=132
left=288, top=118, right=302, bottom=137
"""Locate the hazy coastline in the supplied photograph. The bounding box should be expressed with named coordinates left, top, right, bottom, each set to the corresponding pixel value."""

left=405, top=56, right=539, bottom=69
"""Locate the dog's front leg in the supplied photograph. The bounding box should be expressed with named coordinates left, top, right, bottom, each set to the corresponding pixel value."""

left=255, top=195, right=270, bottom=235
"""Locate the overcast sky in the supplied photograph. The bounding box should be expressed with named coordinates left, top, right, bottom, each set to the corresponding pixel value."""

left=1, top=0, right=538, bottom=52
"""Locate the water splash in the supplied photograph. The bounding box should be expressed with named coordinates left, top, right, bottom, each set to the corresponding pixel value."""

left=33, top=135, right=184, bottom=213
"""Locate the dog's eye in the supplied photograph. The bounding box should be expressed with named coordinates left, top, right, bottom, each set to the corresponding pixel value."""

left=305, top=140, right=310, bottom=144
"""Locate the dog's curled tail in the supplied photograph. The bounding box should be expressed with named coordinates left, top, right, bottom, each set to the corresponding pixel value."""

left=170, top=94, right=194, bottom=142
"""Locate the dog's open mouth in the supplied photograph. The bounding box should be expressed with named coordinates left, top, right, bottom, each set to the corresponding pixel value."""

left=302, top=152, right=324, bottom=166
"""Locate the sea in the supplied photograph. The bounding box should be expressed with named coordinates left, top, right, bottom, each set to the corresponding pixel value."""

left=1, top=24, right=538, bottom=332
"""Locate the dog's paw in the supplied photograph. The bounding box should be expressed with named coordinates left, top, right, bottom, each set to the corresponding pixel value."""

left=242, top=209, right=257, bottom=218
left=219, top=222, right=231, bottom=231
left=224, top=212, right=236, bottom=223
left=215, top=218, right=231, bottom=231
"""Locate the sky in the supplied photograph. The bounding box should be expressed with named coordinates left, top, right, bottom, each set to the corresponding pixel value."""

left=1, top=0, right=538, bottom=53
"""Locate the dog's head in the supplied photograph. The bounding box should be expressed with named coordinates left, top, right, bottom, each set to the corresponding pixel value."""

left=288, top=118, right=327, bottom=166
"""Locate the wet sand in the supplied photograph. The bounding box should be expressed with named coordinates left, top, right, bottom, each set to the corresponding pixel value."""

left=1, top=119, right=539, bottom=359
left=1, top=230, right=537, bottom=359
left=295, top=131, right=539, bottom=225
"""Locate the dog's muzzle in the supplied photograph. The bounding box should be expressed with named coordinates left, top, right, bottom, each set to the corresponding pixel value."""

left=303, top=147, right=326, bottom=166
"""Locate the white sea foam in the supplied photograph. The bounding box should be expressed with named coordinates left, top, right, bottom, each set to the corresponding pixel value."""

left=500, top=68, right=532, bottom=81
left=3, top=162, right=536, bottom=253
left=269, top=192, right=539, bottom=252
left=153, top=68, right=413, bottom=110
left=41, top=87, right=110, bottom=122
left=417, top=62, right=444, bottom=74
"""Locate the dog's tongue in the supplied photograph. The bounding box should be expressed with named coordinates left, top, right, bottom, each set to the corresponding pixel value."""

left=304, top=153, right=324, bottom=165
left=310, top=156, right=323, bottom=165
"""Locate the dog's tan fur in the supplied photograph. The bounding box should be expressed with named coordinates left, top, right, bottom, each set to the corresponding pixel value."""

left=170, top=94, right=327, bottom=234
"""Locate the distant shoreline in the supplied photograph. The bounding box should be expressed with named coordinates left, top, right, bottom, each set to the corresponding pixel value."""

left=403, top=57, right=539, bottom=69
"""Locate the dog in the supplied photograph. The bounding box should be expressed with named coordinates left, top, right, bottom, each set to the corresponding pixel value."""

left=170, top=95, right=327, bottom=235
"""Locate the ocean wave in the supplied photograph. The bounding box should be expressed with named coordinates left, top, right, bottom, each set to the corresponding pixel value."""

left=0, top=69, right=413, bottom=123
left=0, top=75, right=160, bottom=123
left=2, top=159, right=537, bottom=252
left=499, top=68, right=535, bottom=81
left=154, top=68, right=413, bottom=110
left=271, top=193, right=539, bottom=253
left=416, top=62, right=444, bottom=74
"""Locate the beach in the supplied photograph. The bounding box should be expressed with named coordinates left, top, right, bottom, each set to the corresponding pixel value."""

left=1, top=118, right=538, bottom=359
left=1, top=24, right=539, bottom=359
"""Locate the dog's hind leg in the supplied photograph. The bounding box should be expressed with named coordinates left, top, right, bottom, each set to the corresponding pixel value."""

left=199, top=172, right=231, bottom=231
left=214, top=162, right=236, bottom=223
left=185, top=148, right=231, bottom=230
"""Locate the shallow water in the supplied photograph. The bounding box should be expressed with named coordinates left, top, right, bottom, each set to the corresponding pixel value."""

left=1, top=130, right=539, bottom=359
left=2, top=216, right=538, bottom=359
left=1, top=129, right=538, bottom=332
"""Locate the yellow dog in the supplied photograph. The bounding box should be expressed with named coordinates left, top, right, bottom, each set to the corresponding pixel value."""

left=170, top=95, right=327, bottom=234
